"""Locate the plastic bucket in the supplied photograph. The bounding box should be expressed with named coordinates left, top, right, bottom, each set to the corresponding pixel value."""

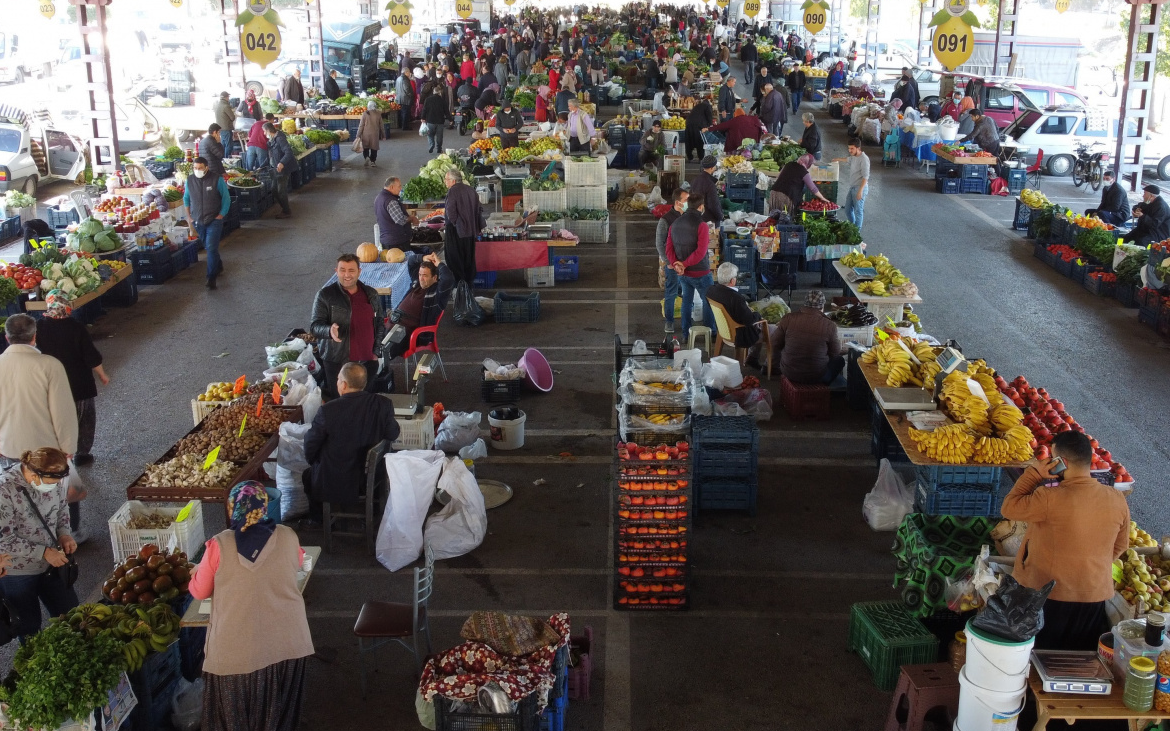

left=264, top=486, right=283, bottom=524
left=963, top=620, right=1033, bottom=693
left=957, top=666, right=1025, bottom=731
left=487, top=408, right=526, bottom=450
left=518, top=347, right=554, bottom=392
left=663, top=155, right=685, bottom=175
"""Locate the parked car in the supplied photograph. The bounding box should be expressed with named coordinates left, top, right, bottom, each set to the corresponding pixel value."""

left=0, top=110, right=87, bottom=195
left=1001, top=106, right=1132, bottom=176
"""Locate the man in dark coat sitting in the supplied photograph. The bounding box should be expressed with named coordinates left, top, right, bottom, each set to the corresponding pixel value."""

left=302, top=362, right=400, bottom=525
left=705, top=261, right=770, bottom=367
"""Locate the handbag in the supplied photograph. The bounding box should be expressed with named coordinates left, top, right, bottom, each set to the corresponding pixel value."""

left=17, top=484, right=78, bottom=589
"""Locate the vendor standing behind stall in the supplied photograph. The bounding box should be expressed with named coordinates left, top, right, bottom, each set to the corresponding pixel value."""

left=684, top=99, right=713, bottom=162
left=1000, top=431, right=1129, bottom=651
left=443, top=169, right=485, bottom=286
left=770, top=154, right=829, bottom=215
left=495, top=98, right=524, bottom=150
left=690, top=155, right=723, bottom=225
left=566, top=98, right=594, bottom=154
left=375, top=177, right=418, bottom=252
left=190, top=482, right=313, bottom=731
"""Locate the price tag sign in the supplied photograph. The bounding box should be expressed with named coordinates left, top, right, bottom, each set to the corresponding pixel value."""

left=280, top=369, right=289, bottom=388
left=237, top=2, right=283, bottom=70
left=233, top=375, right=247, bottom=396
left=716, top=0, right=730, bottom=8
left=39, top=1, right=56, bottom=18
left=929, top=0, right=978, bottom=71
left=386, top=1, right=413, bottom=37
left=175, top=503, right=193, bottom=523
left=203, top=446, right=221, bottom=470
left=1113, top=562, right=1124, bottom=583
left=1055, top=0, right=1069, bottom=11
left=272, top=383, right=282, bottom=405
left=238, top=414, right=247, bottom=437
left=875, top=329, right=889, bottom=341
left=255, top=394, right=265, bottom=417
left=742, top=0, right=761, bottom=17
left=455, top=0, right=474, bottom=19
left=802, top=1, right=827, bottom=34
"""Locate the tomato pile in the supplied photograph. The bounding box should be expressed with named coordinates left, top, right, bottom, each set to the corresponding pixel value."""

left=2, top=264, right=43, bottom=291
left=801, top=200, right=840, bottom=212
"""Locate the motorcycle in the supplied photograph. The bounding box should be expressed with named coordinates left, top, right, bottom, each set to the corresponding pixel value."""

left=1072, top=142, right=1110, bottom=192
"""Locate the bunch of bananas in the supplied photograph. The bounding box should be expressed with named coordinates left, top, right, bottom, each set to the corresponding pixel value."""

left=1020, top=189, right=1050, bottom=209
left=661, top=117, right=685, bottom=130
left=909, top=423, right=976, bottom=464
left=861, top=339, right=940, bottom=387
left=723, top=155, right=746, bottom=167
left=643, top=413, right=685, bottom=425
left=858, top=280, right=887, bottom=296
left=59, top=602, right=181, bottom=671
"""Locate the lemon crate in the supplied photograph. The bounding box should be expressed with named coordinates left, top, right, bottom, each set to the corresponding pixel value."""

left=566, top=185, right=607, bottom=210
left=848, top=600, right=938, bottom=691
left=566, top=216, right=610, bottom=243
left=109, top=500, right=205, bottom=563
left=522, top=188, right=567, bottom=212
left=392, top=407, right=436, bottom=451
left=564, top=156, right=607, bottom=186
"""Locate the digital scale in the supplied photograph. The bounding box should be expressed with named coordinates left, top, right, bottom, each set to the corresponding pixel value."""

left=1030, top=651, right=1114, bottom=695
left=872, top=346, right=966, bottom=412
left=845, top=266, right=878, bottom=283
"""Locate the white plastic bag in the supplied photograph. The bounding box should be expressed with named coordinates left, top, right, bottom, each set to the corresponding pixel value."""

left=300, top=386, right=322, bottom=423
left=170, top=677, right=203, bottom=731
left=377, top=451, right=445, bottom=571
left=277, top=422, right=313, bottom=520
left=714, top=388, right=773, bottom=421
left=263, top=363, right=312, bottom=385
left=424, top=457, right=488, bottom=560
left=862, top=458, right=914, bottom=531
left=265, top=338, right=306, bottom=368
left=672, top=348, right=702, bottom=376
left=434, top=411, right=482, bottom=453
left=702, top=355, right=743, bottom=390
left=645, top=186, right=665, bottom=206
left=458, top=439, right=488, bottom=461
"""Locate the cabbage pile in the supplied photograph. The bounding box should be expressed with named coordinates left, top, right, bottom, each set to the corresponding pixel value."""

left=66, top=218, right=121, bottom=254
left=39, top=258, right=101, bottom=298
left=420, top=154, right=472, bottom=187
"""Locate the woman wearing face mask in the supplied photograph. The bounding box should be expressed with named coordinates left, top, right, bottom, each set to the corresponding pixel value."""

left=0, top=447, right=73, bottom=640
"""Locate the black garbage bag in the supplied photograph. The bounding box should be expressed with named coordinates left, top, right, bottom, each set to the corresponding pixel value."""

left=970, top=575, right=1054, bottom=643
left=451, top=281, right=486, bottom=327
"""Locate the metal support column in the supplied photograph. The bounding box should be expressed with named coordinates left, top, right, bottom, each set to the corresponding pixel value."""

left=829, top=0, right=843, bottom=58
left=1116, top=0, right=1164, bottom=192
left=75, top=0, right=120, bottom=175
left=306, top=0, right=326, bottom=93
left=917, top=0, right=938, bottom=68
left=862, top=0, right=880, bottom=73
left=220, top=0, right=246, bottom=92
left=992, top=0, right=1019, bottom=77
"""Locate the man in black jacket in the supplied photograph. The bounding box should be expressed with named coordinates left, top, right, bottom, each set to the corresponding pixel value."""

left=706, top=261, right=766, bottom=355
left=800, top=112, right=822, bottom=160
left=717, top=75, right=738, bottom=121
left=422, top=88, right=449, bottom=153
left=690, top=155, right=723, bottom=225
left=323, top=70, right=342, bottom=100
left=787, top=65, right=806, bottom=114
left=303, top=362, right=399, bottom=525
left=310, top=254, right=387, bottom=398
left=1123, top=185, right=1170, bottom=245
left=1086, top=170, right=1131, bottom=226
left=751, top=65, right=773, bottom=111
left=443, top=169, right=485, bottom=285
left=741, top=37, right=757, bottom=82
left=384, top=253, right=455, bottom=360
left=264, top=122, right=297, bottom=219
left=683, top=99, right=713, bottom=162
left=197, top=124, right=226, bottom=180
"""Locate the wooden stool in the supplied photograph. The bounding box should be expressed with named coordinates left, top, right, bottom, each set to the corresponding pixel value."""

left=687, top=326, right=712, bottom=355
left=779, top=376, right=830, bottom=420
left=883, top=663, right=960, bottom=731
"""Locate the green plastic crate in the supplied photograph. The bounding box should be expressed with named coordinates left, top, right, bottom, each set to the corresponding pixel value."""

left=501, top=177, right=525, bottom=196
left=848, top=601, right=939, bottom=691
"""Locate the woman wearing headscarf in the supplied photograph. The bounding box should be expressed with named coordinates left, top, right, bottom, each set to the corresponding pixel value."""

left=191, top=482, right=312, bottom=731
left=881, top=98, right=902, bottom=136
left=356, top=101, right=385, bottom=167
left=769, top=154, right=831, bottom=215
left=237, top=89, right=263, bottom=122
left=957, top=95, right=976, bottom=136
left=828, top=61, right=846, bottom=92
left=0, top=447, right=71, bottom=640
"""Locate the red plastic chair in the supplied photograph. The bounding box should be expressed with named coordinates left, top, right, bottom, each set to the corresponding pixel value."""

left=1025, top=149, right=1044, bottom=190
left=401, top=310, right=448, bottom=383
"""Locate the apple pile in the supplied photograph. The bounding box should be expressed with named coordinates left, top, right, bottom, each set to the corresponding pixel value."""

left=621, top=494, right=688, bottom=507
left=619, top=479, right=689, bottom=491
left=618, top=548, right=688, bottom=563
left=617, top=538, right=686, bottom=552
left=617, top=566, right=684, bottom=578
left=998, top=375, right=1133, bottom=485
left=616, top=441, right=689, bottom=462
left=801, top=200, right=840, bottom=212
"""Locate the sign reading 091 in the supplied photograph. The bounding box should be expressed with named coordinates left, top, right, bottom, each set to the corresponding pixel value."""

left=927, top=0, right=979, bottom=70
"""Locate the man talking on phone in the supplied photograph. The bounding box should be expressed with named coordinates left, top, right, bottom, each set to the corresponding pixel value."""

left=1000, top=431, right=1130, bottom=651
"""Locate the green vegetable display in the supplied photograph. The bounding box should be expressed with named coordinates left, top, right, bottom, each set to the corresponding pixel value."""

left=5, top=191, right=35, bottom=210
left=66, top=217, right=121, bottom=253
left=536, top=210, right=567, bottom=222
left=566, top=208, right=609, bottom=221
left=804, top=218, right=861, bottom=247
left=0, top=621, right=125, bottom=730
left=523, top=176, right=565, bottom=191
left=403, top=176, right=448, bottom=203
left=1115, top=247, right=1148, bottom=286
left=512, top=91, right=536, bottom=109
left=161, top=145, right=185, bottom=161
left=229, top=175, right=261, bottom=188
left=260, top=97, right=283, bottom=115
left=750, top=299, right=791, bottom=323
left=287, top=135, right=308, bottom=155
left=0, top=274, right=18, bottom=307
left=1074, top=227, right=1117, bottom=265
left=19, top=242, right=69, bottom=268
left=767, top=142, right=807, bottom=168
left=304, top=128, right=341, bottom=145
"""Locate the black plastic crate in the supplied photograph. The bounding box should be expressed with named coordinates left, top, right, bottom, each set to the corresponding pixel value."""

left=145, top=160, right=176, bottom=179
left=1116, top=283, right=1139, bottom=308
left=46, top=206, right=80, bottom=231
left=725, top=172, right=757, bottom=188
left=128, top=640, right=181, bottom=731
left=695, top=476, right=757, bottom=513
left=102, top=274, right=139, bottom=306
left=135, top=259, right=175, bottom=285
left=935, top=177, right=959, bottom=194
left=846, top=348, right=872, bottom=411
left=723, top=243, right=755, bottom=274
left=726, top=184, right=755, bottom=202
left=692, top=415, right=758, bottom=446
left=178, top=626, right=206, bottom=681
left=494, top=291, right=540, bottom=323
left=481, top=373, right=524, bottom=402
left=1139, top=305, right=1159, bottom=327
left=1012, top=199, right=1033, bottom=231
left=0, top=215, right=20, bottom=242
left=775, top=224, right=807, bottom=255
left=167, top=89, right=191, bottom=105
left=934, top=161, right=958, bottom=178
left=131, top=246, right=171, bottom=269
left=435, top=689, right=541, bottom=731
left=961, top=164, right=989, bottom=180
left=821, top=261, right=847, bottom=290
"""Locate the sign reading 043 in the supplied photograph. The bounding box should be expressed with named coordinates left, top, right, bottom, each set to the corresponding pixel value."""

left=236, top=0, right=284, bottom=69
left=801, top=0, right=828, bottom=34
left=386, top=0, right=413, bottom=36
left=928, top=0, right=979, bottom=70
left=742, top=0, right=761, bottom=18
left=455, top=0, right=474, bottom=19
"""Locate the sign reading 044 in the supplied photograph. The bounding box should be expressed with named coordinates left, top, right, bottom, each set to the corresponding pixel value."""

left=386, top=0, right=413, bottom=36
left=236, top=0, right=284, bottom=69
left=928, top=0, right=979, bottom=70
left=455, top=0, right=474, bottom=19
left=742, top=0, right=761, bottom=18
left=801, top=0, right=828, bottom=34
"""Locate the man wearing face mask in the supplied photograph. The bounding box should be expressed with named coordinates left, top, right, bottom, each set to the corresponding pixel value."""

left=940, top=91, right=963, bottom=122
left=198, top=124, right=227, bottom=181
left=183, top=156, right=231, bottom=289
left=655, top=189, right=687, bottom=334
left=263, top=122, right=297, bottom=220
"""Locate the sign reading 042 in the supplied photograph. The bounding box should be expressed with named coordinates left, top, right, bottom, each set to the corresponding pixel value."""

left=801, top=0, right=828, bottom=34
left=928, top=0, right=979, bottom=70
left=236, top=0, right=284, bottom=69
left=742, top=0, right=761, bottom=18
left=386, top=0, right=413, bottom=36
left=455, top=0, right=474, bottom=19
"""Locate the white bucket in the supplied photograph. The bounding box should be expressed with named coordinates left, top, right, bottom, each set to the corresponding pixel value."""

left=963, top=620, right=1034, bottom=693
left=938, top=124, right=959, bottom=142
left=957, top=666, right=1025, bottom=731
left=487, top=409, right=526, bottom=450
left=663, top=155, right=685, bottom=175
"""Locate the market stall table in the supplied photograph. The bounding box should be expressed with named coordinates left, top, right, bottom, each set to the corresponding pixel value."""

left=830, top=261, right=924, bottom=323
left=932, top=149, right=998, bottom=168
left=126, top=433, right=280, bottom=514
left=23, top=262, right=135, bottom=314
left=1028, top=672, right=1170, bottom=731
left=180, top=546, right=322, bottom=628
left=476, top=238, right=557, bottom=271
left=324, top=262, right=411, bottom=311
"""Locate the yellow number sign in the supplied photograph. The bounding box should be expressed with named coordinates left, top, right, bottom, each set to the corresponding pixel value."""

left=456, top=0, right=473, bottom=19
left=39, top=1, right=55, bottom=18
left=240, top=14, right=282, bottom=69
left=386, top=1, right=413, bottom=36
left=1055, top=0, right=1069, bottom=11
left=504, top=0, right=516, bottom=6
left=928, top=5, right=979, bottom=71
left=743, top=0, right=761, bottom=18
left=802, top=0, right=827, bottom=34
left=169, top=0, right=182, bottom=7
left=716, top=0, right=730, bottom=8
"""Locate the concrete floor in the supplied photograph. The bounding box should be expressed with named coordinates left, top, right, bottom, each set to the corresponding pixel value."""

left=6, top=60, right=1159, bottom=730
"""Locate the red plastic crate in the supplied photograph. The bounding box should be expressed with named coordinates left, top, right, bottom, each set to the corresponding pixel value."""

left=567, top=625, right=592, bottom=701
left=502, top=194, right=522, bottom=212
left=779, top=376, right=830, bottom=420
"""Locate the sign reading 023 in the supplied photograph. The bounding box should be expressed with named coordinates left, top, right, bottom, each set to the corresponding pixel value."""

left=39, top=1, right=56, bottom=18
left=236, top=0, right=284, bottom=69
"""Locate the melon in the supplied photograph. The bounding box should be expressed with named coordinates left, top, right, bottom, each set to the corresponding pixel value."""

left=382, top=248, right=406, bottom=263
left=356, top=242, right=380, bottom=263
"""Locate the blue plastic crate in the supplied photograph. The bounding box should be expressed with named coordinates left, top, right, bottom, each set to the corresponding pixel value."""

left=46, top=206, right=80, bottom=231
left=131, top=245, right=171, bottom=269
left=696, top=477, right=758, bottom=513
left=540, top=693, right=567, bottom=731
left=1138, top=305, right=1159, bottom=327
left=314, top=147, right=331, bottom=172
left=734, top=273, right=757, bottom=300
left=935, top=177, right=959, bottom=194
left=821, top=262, right=846, bottom=290
left=915, top=465, right=1002, bottom=489
left=170, top=247, right=188, bottom=272
left=723, top=243, right=755, bottom=274
left=914, top=481, right=995, bottom=517
left=872, top=431, right=910, bottom=463
left=625, top=144, right=642, bottom=170
left=290, top=168, right=302, bottom=190
left=179, top=626, right=206, bottom=681
left=552, top=254, right=579, bottom=281
left=182, top=240, right=199, bottom=267
left=801, top=257, right=823, bottom=272
left=726, top=184, right=755, bottom=202
left=494, top=291, right=540, bottom=323
left=331, top=143, right=341, bottom=160
left=103, top=274, right=139, bottom=306
left=694, top=449, right=757, bottom=476
left=773, top=225, right=807, bottom=255
left=959, top=179, right=987, bottom=195
left=961, top=164, right=989, bottom=180
left=725, top=172, right=757, bottom=187
left=128, top=640, right=181, bottom=731
left=0, top=215, right=20, bottom=242
left=472, top=270, right=498, bottom=288
left=692, top=415, right=759, bottom=446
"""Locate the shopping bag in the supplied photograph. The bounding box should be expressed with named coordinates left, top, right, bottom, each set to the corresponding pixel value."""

left=352, top=138, right=363, bottom=153
left=419, top=122, right=431, bottom=137
left=424, top=457, right=487, bottom=560
left=451, top=281, right=487, bottom=327
left=276, top=422, right=313, bottom=520
left=970, top=574, right=1054, bottom=642
left=376, top=451, right=445, bottom=571
left=861, top=458, right=913, bottom=531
